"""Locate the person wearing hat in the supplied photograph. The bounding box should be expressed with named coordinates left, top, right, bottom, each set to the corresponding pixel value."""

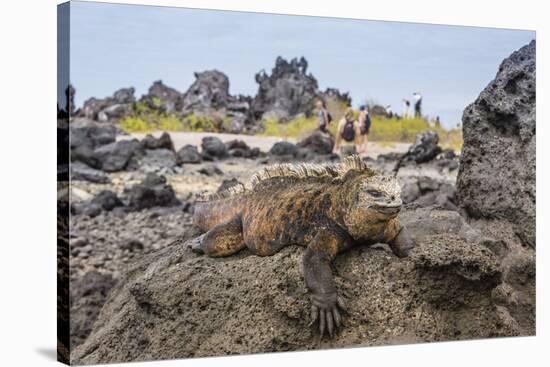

left=333, top=107, right=361, bottom=156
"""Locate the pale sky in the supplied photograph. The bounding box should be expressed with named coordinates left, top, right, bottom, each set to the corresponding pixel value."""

left=63, top=1, right=535, bottom=128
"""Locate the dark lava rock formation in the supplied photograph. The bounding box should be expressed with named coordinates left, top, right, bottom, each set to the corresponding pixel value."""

left=297, top=130, right=334, bottom=155
left=139, top=132, right=175, bottom=151
left=140, top=80, right=183, bottom=114
left=79, top=87, right=136, bottom=122
left=180, top=70, right=253, bottom=133
left=394, top=131, right=442, bottom=172
left=251, top=57, right=319, bottom=122
left=269, top=141, right=298, bottom=157
left=69, top=56, right=352, bottom=133
left=457, top=40, right=536, bottom=248
left=125, top=173, right=181, bottom=211
left=456, top=40, right=536, bottom=337
left=200, top=136, right=228, bottom=160
left=176, top=145, right=202, bottom=164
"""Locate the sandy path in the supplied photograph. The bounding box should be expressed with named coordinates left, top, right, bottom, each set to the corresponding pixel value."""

left=119, top=131, right=411, bottom=159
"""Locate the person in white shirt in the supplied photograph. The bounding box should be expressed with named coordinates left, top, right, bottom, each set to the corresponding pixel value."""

left=413, top=92, right=422, bottom=118
left=386, top=105, right=393, bottom=119
left=402, top=99, right=411, bottom=119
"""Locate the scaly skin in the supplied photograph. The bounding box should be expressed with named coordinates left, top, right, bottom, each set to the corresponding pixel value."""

left=188, top=156, right=415, bottom=337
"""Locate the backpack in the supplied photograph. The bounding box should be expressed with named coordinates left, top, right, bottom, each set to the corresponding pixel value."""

left=326, top=111, right=333, bottom=124
left=342, top=119, right=355, bottom=142
left=361, top=113, right=371, bottom=134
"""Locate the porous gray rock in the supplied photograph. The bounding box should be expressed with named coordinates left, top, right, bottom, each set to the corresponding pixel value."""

left=401, top=177, right=457, bottom=211
left=71, top=208, right=520, bottom=365
left=70, top=162, right=111, bottom=184
left=80, top=87, right=136, bottom=122
left=454, top=40, right=536, bottom=336
left=198, top=164, right=224, bottom=176
left=93, top=139, right=143, bottom=172
left=125, top=173, right=181, bottom=211
left=71, top=202, right=102, bottom=218
left=394, top=131, right=442, bottom=172
left=70, top=119, right=117, bottom=150
left=176, top=145, right=202, bottom=164
left=140, top=132, right=175, bottom=151
left=138, top=149, right=178, bottom=171
left=201, top=136, right=228, bottom=159
left=269, top=141, right=298, bottom=157
left=226, top=139, right=262, bottom=159
left=90, top=190, right=123, bottom=212
left=140, top=80, right=183, bottom=114
left=296, top=130, right=334, bottom=155
left=180, top=71, right=252, bottom=133
left=70, top=271, right=117, bottom=348
left=457, top=40, right=536, bottom=248
left=181, top=71, right=231, bottom=114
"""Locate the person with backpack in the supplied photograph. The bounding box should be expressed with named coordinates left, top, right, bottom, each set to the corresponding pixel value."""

left=316, top=99, right=332, bottom=133
left=357, top=105, right=371, bottom=154
left=334, top=107, right=360, bottom=156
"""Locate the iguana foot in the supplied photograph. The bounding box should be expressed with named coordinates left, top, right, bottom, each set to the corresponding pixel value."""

left=309, top=292, right=346, bottom=338
left=390, top=226, right=416, bottom=258
left=184, top=234, right=206, bottom=254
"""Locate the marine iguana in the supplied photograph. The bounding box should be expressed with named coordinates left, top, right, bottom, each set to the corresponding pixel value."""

left=187, top=155, right=415, bottom=337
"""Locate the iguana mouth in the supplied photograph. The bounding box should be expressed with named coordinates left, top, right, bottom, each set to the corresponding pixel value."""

left=372, top=204, right=401, bottom=214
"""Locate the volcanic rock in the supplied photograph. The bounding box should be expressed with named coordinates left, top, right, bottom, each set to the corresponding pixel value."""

left=176, top=145, right=202, bottom=164
left=457, top=40, right=536, bottom=248
left=251, top=57, right=319, bottom=122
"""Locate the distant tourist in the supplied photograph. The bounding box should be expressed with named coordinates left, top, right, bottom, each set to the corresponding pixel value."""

left=402, top=99, right=411, bottom=119
left=334, top=107, right=360, bottom=156
left=413, top=92, right=422, bottom=118
left=435, top=115, right=441, bottom=128
left=385, top=105, right=393, bottom=119
left=358, top=105, right=371, bottom=154
left=316, top=99, right=331, bottom=133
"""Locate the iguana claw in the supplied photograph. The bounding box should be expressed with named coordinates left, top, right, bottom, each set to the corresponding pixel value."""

left=184, top=234, right=205, bottom=254
left=310, top=293, right=345, bottom=338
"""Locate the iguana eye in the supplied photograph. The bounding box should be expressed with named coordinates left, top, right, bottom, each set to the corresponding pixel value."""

left=367, top=190, right=382, bottom=198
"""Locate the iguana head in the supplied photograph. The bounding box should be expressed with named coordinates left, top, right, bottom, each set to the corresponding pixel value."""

left=341, top=171, right=402, bottom=239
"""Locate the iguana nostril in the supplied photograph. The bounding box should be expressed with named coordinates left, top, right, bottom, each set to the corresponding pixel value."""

left=391, top=195, right=395, bottom=201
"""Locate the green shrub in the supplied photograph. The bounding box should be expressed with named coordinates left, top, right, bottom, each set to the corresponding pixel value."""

left=369, top=117, right=429, bottom=142
left=182, top=113, right=226, bottom=132
left=132, top=101, right=153, bottom=115
left=260, top=115, right=319, bottom=139
left=151, top=97, right=162, bottom=108
left=119, top=116, right=155, bottom=132
left=159, top=115, right=183, bottom=131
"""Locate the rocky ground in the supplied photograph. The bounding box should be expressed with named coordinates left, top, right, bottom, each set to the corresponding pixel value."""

left=59, top=41, right=536, bottom=365
left=71, top=214, right=518, bottom=365
left=66, top=125, right=461, bottom=355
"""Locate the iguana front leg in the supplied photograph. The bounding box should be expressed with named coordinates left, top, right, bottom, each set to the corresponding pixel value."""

left=187, top=215, right=246, bottom=257
left=384, top=219, right=416, bottom=258
left=303, top=228, right=351, bottom=338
